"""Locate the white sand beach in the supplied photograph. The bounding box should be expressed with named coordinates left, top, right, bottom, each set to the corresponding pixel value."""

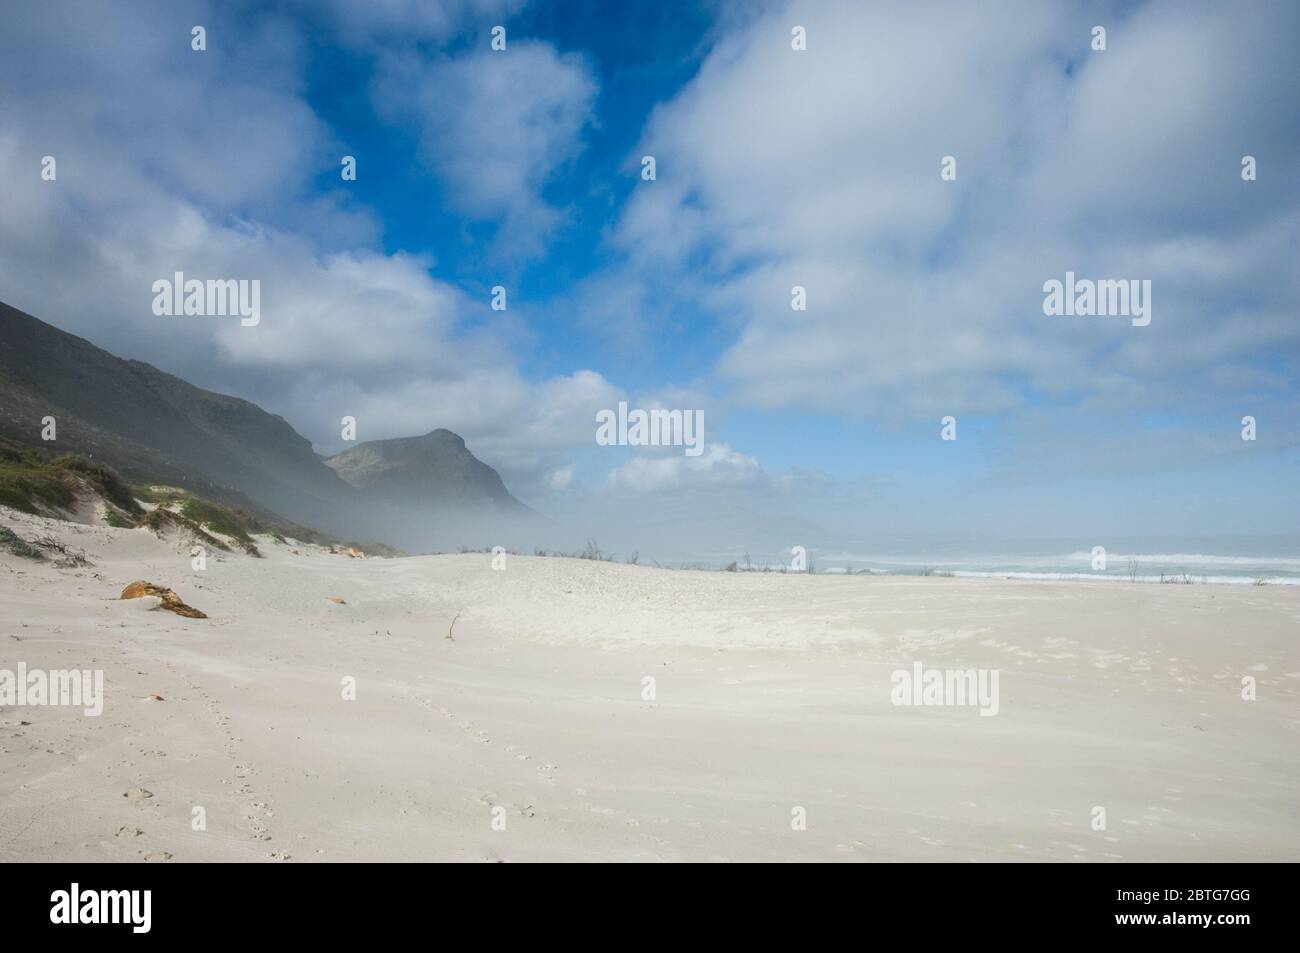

left=2, top=507, right=1297, bottom=862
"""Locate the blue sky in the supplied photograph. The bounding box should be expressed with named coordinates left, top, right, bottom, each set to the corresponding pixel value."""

left=298, top=2, right=726, bottom=391
left=0, top=0, right=1297, bottom=545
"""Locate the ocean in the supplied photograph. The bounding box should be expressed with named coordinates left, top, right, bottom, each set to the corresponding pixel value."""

left=686, top=536, right=1300, bottom=585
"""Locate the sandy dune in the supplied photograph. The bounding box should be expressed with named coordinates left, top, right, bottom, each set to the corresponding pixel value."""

left=2, top=508, right=1297, bottom=862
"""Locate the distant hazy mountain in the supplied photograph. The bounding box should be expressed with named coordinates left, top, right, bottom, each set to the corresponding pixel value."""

left=0, top=301, right=530, bottom=545
left=326, top=429, right=531, bottom=514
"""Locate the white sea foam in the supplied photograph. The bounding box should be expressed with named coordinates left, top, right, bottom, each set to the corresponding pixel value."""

left=1065, top=551, right=1300, bottom=569
left=949, top=570, right=1300, bottom=586
left=810, top=548, right=1300, bottom=585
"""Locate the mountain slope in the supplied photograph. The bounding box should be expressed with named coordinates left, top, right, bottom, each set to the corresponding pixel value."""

left=325, top=429, right=531, bottom=514
left=0, top=301, right=536, bottom=550
left=0, top=300, right=356, bottom=531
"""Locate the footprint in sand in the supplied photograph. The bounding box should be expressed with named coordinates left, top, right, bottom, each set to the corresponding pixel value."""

left=172, top=665, right=283, bottom=851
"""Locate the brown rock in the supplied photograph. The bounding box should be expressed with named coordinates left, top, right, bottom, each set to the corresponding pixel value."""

left=120, top=581, right=207, bottom=619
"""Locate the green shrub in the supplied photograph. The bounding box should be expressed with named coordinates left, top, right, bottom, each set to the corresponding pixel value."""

left=0, top=525, right=44, bottom=559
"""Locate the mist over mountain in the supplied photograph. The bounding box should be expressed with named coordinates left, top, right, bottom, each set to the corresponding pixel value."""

left=0, top=301, right=535, bottom=550
left=323, top=428, right=544, bottom=553
left=326, top=430, right=531, bottom=514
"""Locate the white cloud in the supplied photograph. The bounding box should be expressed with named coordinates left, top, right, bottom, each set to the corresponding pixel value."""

left=374, top=42, right=598, bottom=256
left=306, top=0, right=526, bottom=45
left=607, top=443, right=763, bottom=493
left=614, top=0, right=1300, bottom=419
left=546, top=465, right=575, bottom=491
